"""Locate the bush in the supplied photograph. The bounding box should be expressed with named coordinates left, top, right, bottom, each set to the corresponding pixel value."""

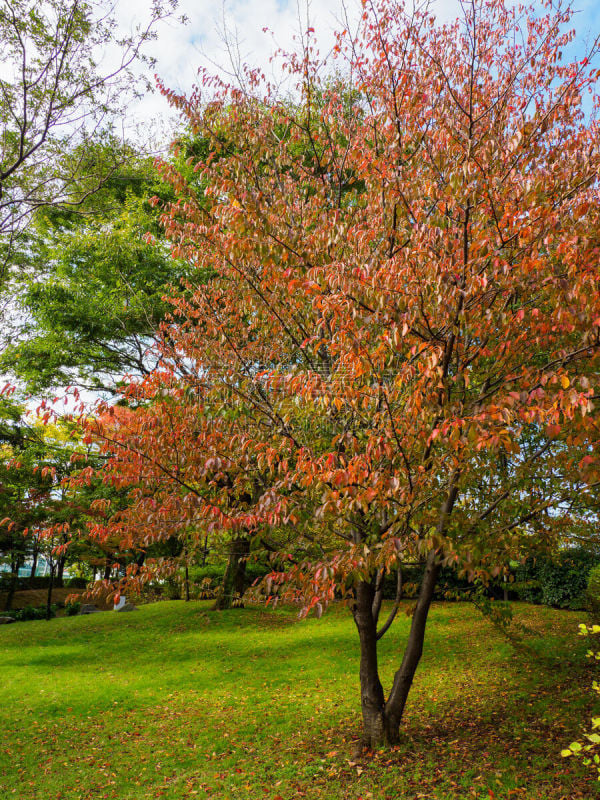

left=188, top=564, right=226, bottom=585
left=378, top=564, right=474, bottom=600
left=19, top=576, right=52, bottom=590
left=562, top=624, right=600, bottom=777
left=164, top=577, right=181, bottom=600
left=65, top=577, right=88, bottom=589
left=65, top=601, right=81, bottom=616
left=586, top=566, right=600, bottom=618
left=0, top=574, right=51, bottom=591
left=513, top=547, right=600, bottom=609
left=10, top=604, right=56, bottom=621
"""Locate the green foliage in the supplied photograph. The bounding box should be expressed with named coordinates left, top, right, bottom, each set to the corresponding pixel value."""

left=0, top=0, right=179, bottom=299
left=64, top=577, right=88, bottom=590
left=562, top=623, right=600, bottom=780
left=188, top=559, right=270, bottom=591
left=7, top=603, right=56, bottom=621
left=65, top=601, right=81, bottom=616
left=2, top=149, right=192, bottom=393
left=512, top=548, right=600, bottom=609
left=163, top=577, right=182, bottom=600
left=587, top=567, right=600, bottom=618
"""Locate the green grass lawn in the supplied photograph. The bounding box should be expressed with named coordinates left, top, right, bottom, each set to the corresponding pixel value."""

left=0, top=600, right=597, bottom=800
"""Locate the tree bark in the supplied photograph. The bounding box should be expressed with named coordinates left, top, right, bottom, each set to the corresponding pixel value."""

left=46, top=565, right=55, bottom=620
left=383, top=550, right=440, bottom=741
left=4, top=565, right=19, bottom=612
left=353, top=552, right=440, bottom=750
left=56, top=556, right=66, bottom=588
left=353, top=579, right=386, bottom=748
left=29, top=542, right=38, bottom=585
left=4, top=546, right=22, bottom=612
left=213, top=536, right=250, bottom=610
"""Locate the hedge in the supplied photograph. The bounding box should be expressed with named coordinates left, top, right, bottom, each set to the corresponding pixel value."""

left=512, top=547, right=600, bottom=610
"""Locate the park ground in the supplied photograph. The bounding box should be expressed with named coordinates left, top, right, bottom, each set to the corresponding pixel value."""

left=0, top=601, right=598, bottom=800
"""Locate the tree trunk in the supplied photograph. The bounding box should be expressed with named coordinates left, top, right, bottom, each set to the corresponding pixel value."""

left=352, top=551, right=441, bottom=751
left=354, top=579, right=386, bottom=749
left=184, top=563, right=190, bottom=602
left=55, top=556, right=65, bottom=588
left=4, top=562, right=20, bottom=612
left=213, top=536, right=250, bottom=610
left=46, top=565, right=55, bottom=620
left=382, top=551, right=440, bottom=741
left=29, top=542, right=38, bottom=585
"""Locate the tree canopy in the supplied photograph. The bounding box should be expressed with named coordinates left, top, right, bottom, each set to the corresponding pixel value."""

left=0, top=0, right=178, bottom=284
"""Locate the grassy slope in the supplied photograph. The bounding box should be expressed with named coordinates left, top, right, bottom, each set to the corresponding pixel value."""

left=0, top=601, right=597, bottom=800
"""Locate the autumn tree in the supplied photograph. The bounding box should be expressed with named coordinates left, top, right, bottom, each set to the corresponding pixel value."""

left=82, top=0, right=600, bottom=748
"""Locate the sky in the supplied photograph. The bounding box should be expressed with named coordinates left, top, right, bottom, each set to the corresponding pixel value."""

left=111, top=0, right=600, bottom=143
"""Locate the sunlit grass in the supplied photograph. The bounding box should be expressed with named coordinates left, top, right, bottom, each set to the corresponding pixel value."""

left=0, top=601, right=596, bottom=799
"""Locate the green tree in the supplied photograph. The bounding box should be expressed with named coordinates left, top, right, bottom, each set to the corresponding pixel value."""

left=1, top=144, right=192, bottom=393
left=0, top=0, right=179, bottom=283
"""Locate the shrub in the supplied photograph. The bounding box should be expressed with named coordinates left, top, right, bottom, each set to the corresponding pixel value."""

left=65, top=577, right=88, bottom=589
left=65, top=601, right=81, bottom=616
left=12, top=604, right=56, bottom=621
left=188, top=564, right=226, bottom=585
left=512, top=548, right=600, bottom=609
left=586, top=566, right=600, bottom=619
left=562, top=624, right=600, bottom=777
left=164, top=578, right=182, bottom=600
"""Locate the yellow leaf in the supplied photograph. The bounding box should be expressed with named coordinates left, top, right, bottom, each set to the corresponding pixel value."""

left=561, top=375, right=570, bottom=389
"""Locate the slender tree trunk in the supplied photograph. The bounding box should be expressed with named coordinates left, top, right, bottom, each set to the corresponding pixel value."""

left=213, top=537, right=250, bottom=610
left=103, top=558, right=111, bottom=581
left=46, top=565, right=55, bottom=620
left=4, top=561, right=20, bottom=612
left=184, top=563, right=190, bottom=602
left=29, top=543, right=38, bottom=585
left=55, top=556, right=66, bottom=588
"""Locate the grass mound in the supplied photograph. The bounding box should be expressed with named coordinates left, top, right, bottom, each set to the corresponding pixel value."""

left=0, top=601, right=595, bottom=799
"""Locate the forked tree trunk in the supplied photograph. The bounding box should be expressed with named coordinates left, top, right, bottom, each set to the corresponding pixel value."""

left=354, top=551, right=441, bottom=749
left=213, top=536, right=250, bottom=610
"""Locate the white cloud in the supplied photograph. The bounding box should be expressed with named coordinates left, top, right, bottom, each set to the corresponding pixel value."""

left=108, top=0, right=599, bottom=146
left=114, top=0, right=363, bottom=136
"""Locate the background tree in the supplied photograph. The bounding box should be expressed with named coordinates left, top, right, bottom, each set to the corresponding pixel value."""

left=0, top=0, right=180, bottom=285
left=79, top=0, right=600, bottom=749
left=0, top=141, right=192, bottom=393
left=0, top=397, right=59, bottom=610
